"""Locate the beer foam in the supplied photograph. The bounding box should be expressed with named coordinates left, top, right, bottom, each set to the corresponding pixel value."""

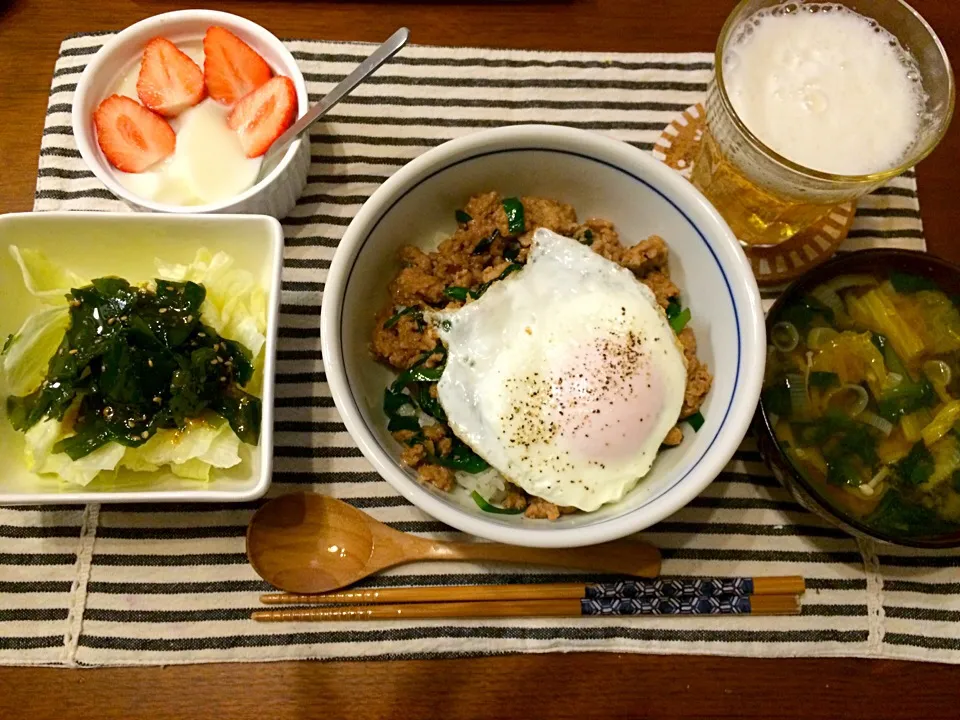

left=723, top=3, right=925, bottom=176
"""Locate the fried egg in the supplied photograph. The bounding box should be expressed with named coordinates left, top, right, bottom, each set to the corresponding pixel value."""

left=430, top=228, right=687, bottom=512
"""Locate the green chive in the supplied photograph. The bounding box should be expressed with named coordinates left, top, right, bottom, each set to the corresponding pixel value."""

left=686, top=411, right=705, bottom=432
left=669, top=307, right=691, bottom=334
left=455, top=209, right=472, bottom=225
left=472, top=229, right=499, bottom=255
left=470, top=490, right=524, bottom=514
left=502, top=197, right=525, bottom=235
left=665, top=298, right=682, bottom=321
left=383, top=306, right=421, bottom=329
left=443, top=287, right=471, bottom=302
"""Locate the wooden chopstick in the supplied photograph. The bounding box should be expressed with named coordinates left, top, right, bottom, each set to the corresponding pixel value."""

left=259, top=576, right=806, bottom=606
left=251, top=593, right=801, bottom=621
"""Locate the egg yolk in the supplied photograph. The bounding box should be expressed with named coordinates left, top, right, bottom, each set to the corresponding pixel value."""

left=547, top=333, right=665, bottom=462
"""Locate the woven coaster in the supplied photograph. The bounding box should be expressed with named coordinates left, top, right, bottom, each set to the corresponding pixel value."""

left=654, top=103, right=856, bottom=285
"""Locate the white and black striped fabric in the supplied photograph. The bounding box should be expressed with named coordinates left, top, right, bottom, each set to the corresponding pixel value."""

left=3, top=34, right=957, bottom=668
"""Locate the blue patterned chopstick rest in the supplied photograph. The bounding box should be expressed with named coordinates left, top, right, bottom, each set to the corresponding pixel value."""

left=583, top=577, right=755, bottom=599
left=580, top=593, right=754, bottom=616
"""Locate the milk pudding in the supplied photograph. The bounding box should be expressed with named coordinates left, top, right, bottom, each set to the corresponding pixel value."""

left=92, top=27, right=297, bottom=208
left=112, top=44, right=263, bottom=206
left=723, top=4, right=926, bottom=176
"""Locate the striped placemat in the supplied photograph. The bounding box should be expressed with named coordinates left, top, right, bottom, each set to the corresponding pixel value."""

left=3, top=33, right=958, bottom=667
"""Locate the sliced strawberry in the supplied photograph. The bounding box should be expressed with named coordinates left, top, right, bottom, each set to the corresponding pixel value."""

left=227, top=76, right=297, bottom=158
left=203, top=26, right=273, bottom=105
left=136, top=37, right=206, bottom=117
left=93, top=95, right=176, bottom=173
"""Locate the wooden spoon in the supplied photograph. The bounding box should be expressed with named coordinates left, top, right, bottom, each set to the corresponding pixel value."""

left=246, top=492, right=662, bottom=594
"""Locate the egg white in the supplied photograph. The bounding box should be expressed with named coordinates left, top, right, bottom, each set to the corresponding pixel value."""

left=430, top=228, right=687, bottom=511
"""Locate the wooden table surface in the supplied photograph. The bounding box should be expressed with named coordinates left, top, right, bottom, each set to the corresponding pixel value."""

left=1, top=0, right=959, bottom=717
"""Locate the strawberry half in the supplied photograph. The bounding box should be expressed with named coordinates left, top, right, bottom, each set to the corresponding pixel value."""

left=227, top=76, right=298, bottom=158
left=203, top=26, right=272, bottom=105
left=136, top=37, right=206, bottom=117
left=93, top=95, right=176, bottom=173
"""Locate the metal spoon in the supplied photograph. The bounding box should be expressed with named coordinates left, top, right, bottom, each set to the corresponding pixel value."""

left=256, top=27, right=410, bottom=181
left=246, top=492, right=662, bottom=594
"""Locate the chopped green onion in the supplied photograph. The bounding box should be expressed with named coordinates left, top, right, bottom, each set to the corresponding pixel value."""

left=387, top=414, right=421, bottom=433
left=824, top=383, right=868, bottom=417
left=669, top=307, right=691, bottom=334
left=471, top=490, right=524, bottom=514
left=473, top=263, right=523, bottom=300
left=825, top=274, right=878, bottom=292
left=807, top=326, right=839, bottom=349
left=435, top=438, right=489, bottom=473
left=472, top=229, right=499, bottom=256
left=686, top=411, right=705, bottom=432
left=410, top=384, right=447, bottom=422
left=502, top=197, right=525, bottom=235
left=392, top=365, right=444, bottom=391
left=443, top=287, right=471, bottom=302
left=383, top=388, right=415, bottom=415
left=455, top=209, right=472, bottom=225
left=785, top=372, right=810, bottom=415
left=762, top=378, right=792, bottom=416
left=771, top=321, right=799, bottom=352
left=809, top=371, right=840, bottom=390
left=665, top=298, right=682, bottom=321
left=856, top=410, right=894, bottom=437
left=810, top=284, right=845, bottom=320
left=383, top=306, right=421, bottom=329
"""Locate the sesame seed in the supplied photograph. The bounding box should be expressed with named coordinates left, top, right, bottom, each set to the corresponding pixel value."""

left=141, top=431, right=149, bottom=439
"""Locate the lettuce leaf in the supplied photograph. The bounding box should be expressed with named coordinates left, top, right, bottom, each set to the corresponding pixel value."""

left=119, top=418, right=241, bottom=481
left=24, top=415, right=242, bottom=486
left=25, top=418, right=126, bottom=486
left=1, top=306, right=70, bottom=396
left=9, top=246, right=87, bottom=304
left=156, top=249, right=267, bottom=362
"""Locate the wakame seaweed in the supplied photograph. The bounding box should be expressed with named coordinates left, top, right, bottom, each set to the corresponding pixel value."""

left=5, top=277, right=261, bottom=459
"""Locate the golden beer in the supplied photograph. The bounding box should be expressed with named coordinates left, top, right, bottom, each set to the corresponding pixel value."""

left=694, top=0, right=955, bottom=249
left=692, top=121, right=839, bottom=247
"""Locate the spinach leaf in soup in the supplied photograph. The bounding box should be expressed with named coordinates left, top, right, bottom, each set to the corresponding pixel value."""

left=867, top=489, right=955, bottom=537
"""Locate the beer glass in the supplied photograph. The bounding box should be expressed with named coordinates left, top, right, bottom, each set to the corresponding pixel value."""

left=692, top=0, right=955, bottom=247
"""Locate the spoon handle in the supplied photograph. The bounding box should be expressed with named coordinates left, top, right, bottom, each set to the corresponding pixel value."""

left=426, top=538, right=662, bottom=578
left=263, top=27, right=410, bottom=163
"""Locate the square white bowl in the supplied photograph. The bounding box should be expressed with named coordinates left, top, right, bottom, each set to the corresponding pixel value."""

left=0, top=212, right=282, bottom=504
